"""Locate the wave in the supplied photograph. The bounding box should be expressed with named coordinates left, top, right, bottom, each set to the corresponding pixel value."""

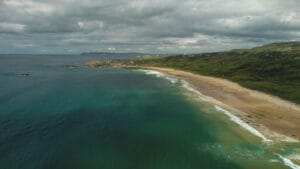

left=139, top=69, right=179, bottom=84
left=181, top=79, right=217, bottom=104
left=140, top=70, right=210, bottom=102
left=180, top=77, right=271, bottom=142
left=140, top=69, right=271, bottom=142
left=214, top=106, right=271, bottom=142
left=180, top=73, right=299, bottom=143
left=278, top=154, right=300, bottom=169
left=140, top=69, right=300, bottom=169
left=181, top=80, right=202, bottom=95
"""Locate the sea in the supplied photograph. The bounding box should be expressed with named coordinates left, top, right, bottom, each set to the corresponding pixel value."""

left=0, top=54, right=299, bottom=169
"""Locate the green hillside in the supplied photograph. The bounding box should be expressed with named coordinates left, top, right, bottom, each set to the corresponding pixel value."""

left=118, top=42, right=300, bottom=104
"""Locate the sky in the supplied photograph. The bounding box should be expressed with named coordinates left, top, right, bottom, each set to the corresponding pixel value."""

left=0, top=0, right=300, bottom=54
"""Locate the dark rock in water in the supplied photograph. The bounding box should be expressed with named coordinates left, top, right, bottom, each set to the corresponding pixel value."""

left=63, top=65, right=77, bottom=69
left=19, top=73, right=30, bottom=77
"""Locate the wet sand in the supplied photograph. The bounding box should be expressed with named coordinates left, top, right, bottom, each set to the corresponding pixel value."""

left=140, top=67, right=300, bottom=141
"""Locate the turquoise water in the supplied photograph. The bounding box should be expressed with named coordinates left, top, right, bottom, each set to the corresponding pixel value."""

left=0, top=55, right=299, bottom=169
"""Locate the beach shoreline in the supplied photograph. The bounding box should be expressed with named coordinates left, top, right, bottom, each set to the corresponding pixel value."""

left=134, top=66, right=300, bottom=142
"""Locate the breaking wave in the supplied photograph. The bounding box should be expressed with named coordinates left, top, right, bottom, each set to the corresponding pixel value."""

left=278, top=154, right=300, bottom=169
left=214, top=106, right=271, bottom=142
left=139, top=69, right=179, bottom=84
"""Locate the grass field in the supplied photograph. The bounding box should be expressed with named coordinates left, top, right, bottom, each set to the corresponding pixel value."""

left=117, top=42, right=300, bottom=104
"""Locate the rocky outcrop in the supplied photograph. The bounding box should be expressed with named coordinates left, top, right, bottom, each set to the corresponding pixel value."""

left=84, top=60, right=125, bottom=67
left=84, top=60, right=105, bottom=67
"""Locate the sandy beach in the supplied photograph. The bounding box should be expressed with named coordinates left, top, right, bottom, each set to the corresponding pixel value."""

left=140, top=66, right=300, bottom=141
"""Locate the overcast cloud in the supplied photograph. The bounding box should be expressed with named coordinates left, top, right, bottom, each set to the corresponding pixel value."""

left=0, top=0, right=300, bottom=54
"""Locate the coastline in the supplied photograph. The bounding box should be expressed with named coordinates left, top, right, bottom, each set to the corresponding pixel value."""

left=136, top=66, right=300, bottom=142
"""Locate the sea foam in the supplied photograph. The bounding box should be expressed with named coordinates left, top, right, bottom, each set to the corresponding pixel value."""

left=181, top=77, right=271, bottom=142
left=278, top=154, right=300, bottom=169
left=139, top=70, right=179, bottom=84
left=214, top=106, right=271, bottom=142
left=181, top=80, right=202, bottom=95
left=141, top=69, right=271, bottom=142
left=140, top=69, right=300, bottom=169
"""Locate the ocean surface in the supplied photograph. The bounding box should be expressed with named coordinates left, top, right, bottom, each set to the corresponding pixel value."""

left=0, top=54, right=299, bottom=169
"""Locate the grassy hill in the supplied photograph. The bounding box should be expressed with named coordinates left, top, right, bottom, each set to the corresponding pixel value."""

left=117, top=42, right=300, bottom=104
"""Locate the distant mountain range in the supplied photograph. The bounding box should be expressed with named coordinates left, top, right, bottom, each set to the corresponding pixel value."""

left=81, top=52, right=147, bottom=56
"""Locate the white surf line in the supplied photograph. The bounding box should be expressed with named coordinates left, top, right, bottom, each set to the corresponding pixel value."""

left=214, top=106, right=271, bottom=142
left=140, top=69, right=300, bottom=169
left=176, top=73, right=300, bottom=169
left=278, top=154, right=300, bottom=169
left=181, top=78, right=300, bottom=169
left=180, top=78, right=271, bottom=142
left=181, top=79, right=299, bottom=143
left=181, top=80, right=202, bottom=95
left=141, top=69, right=272, bottom=142
left=139, top=69, right=179, bottom=84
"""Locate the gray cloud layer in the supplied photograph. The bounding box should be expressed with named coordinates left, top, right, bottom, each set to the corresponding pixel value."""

left=0, top=0, right=300, bottom=54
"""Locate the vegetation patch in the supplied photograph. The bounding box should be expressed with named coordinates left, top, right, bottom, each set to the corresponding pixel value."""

left=115, top=42, right=300, bottom=104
